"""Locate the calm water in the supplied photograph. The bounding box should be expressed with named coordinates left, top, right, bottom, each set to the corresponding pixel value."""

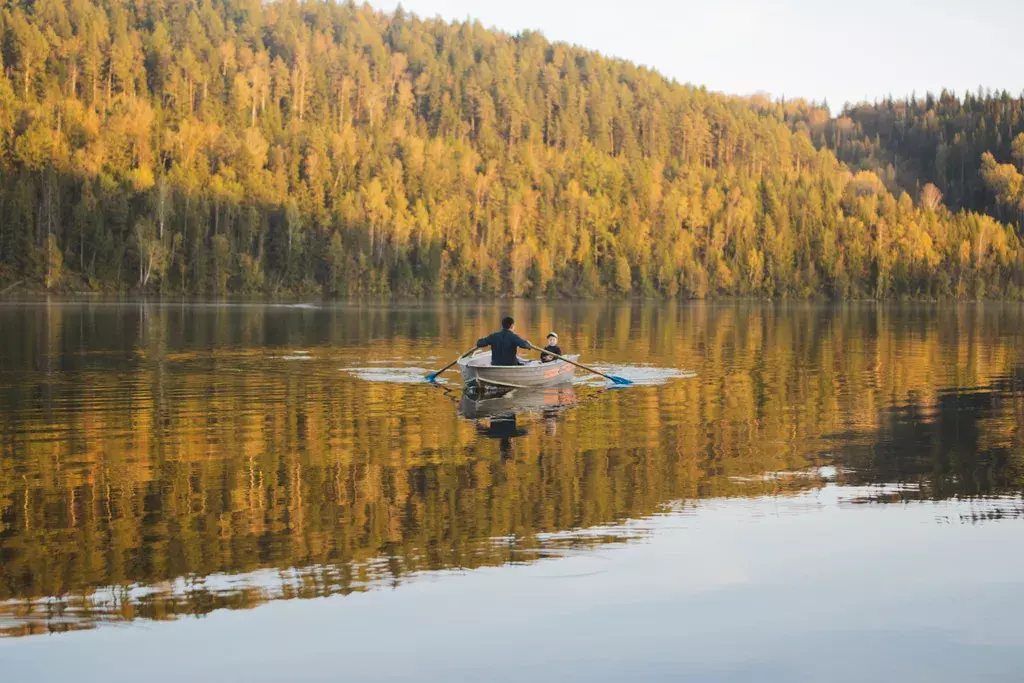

left=1, top=300, right=1023, bottom=681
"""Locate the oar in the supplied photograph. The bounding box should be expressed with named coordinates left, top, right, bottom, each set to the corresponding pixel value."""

left=425, top=347, right=478, bottom=383
left=528, top=343, right=633, bottom=386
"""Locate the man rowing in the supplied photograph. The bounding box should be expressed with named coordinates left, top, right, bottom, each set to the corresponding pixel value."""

left=476, top=316, right=532, bottom=366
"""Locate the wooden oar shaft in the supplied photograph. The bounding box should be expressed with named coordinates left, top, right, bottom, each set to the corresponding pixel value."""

left=426, top=346, right=478, bottom=380
left=528, top=343, right=618, bottom=382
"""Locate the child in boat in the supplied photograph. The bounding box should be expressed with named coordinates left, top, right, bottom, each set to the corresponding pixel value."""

left=541, top=332, right=562, bottom=363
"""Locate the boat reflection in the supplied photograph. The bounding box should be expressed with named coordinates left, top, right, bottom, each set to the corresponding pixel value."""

left=459, top=386, right=580, bottom=456
left=459, top=385, right=580, bottom=420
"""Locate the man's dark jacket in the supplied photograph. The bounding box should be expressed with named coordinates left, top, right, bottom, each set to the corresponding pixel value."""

left=476, top=329, right=531, bottom=366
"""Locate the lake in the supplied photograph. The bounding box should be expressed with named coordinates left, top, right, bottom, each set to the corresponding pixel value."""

left=1, top=300, right=1023, bottom=682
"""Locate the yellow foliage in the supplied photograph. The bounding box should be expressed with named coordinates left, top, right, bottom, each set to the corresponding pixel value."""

left=129, top=165, right=155, bottom=192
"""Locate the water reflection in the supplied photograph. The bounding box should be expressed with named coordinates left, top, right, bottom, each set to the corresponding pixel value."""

left=837, top=363, right=1024, bottom=501
left=458, top=386, right=581, bottom=421
left=0, top=301, right=1023, bottom=638
left=459, top=386, right=581, bottom=456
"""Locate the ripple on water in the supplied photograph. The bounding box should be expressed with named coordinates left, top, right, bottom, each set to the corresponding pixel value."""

left=275, top=350, right=312, bottom=360
left=343, top=361, right=692, bottom=387
left=344, top=366, right=443, bottom=384
left=362, top=358, right=437, bottom=365
left=574, top=364, right=695, bottom=386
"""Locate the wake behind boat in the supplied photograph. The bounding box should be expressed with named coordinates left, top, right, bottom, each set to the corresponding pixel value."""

left=458, top=350, right=578, bottom=389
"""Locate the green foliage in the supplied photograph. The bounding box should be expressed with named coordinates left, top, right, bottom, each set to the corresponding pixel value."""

left=786, top=91, right=1024, bottom=231
left=44, top=234, right=61, bottom=290
left=0, top=0, right=1022, bottom=298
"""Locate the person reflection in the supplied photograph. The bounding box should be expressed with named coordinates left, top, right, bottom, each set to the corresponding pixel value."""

left=476, top=415, right=528, bottom=459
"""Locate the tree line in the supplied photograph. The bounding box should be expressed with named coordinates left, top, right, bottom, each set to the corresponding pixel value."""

left=781, top=91, right=1024, bottom=232
left=0, top=0, right=1022, bottom=298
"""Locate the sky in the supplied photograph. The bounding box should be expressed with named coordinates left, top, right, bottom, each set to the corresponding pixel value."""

left=369, top=0, right=1023, bottom=114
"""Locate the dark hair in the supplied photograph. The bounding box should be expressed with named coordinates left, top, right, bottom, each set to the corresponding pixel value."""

left=501, top=316, right=515, bottom=329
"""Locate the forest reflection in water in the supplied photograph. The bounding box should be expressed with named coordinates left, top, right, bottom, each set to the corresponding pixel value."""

left=1, top=300, right=1023, bottom=638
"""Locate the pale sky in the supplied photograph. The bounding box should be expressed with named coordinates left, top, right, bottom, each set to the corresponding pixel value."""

left=369, top=0, right=1024, bottom=114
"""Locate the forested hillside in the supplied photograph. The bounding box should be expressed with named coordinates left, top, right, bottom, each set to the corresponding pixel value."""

left=788, top=92, right=1024, bottom=233
left=1, top=0, right=1022, bottom=298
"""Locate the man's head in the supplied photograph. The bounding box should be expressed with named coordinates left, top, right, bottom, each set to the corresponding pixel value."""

left=501, top=316, right=515, bottom=330
left=547, top=332, right=558, bottom=345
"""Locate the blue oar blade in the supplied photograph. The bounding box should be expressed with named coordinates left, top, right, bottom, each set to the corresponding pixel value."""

left=424, top=372, right=440, bottom=383
left=610, top=375, right=633, bottom=385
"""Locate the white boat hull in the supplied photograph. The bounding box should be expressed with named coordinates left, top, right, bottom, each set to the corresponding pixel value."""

left=457, top=350, right=578, bottom=388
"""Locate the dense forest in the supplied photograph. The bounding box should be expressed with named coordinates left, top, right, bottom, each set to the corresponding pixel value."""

left=784, top=92, right=1024, bottom=231
left=1, top=0, right=1023, bottom=298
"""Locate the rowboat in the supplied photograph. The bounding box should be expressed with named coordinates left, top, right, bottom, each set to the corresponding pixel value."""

left=457, top=350, right=578, bottom=389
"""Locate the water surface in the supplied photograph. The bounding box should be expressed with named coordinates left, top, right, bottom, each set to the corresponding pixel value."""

left=1, top=301, right=1023, bottom=681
